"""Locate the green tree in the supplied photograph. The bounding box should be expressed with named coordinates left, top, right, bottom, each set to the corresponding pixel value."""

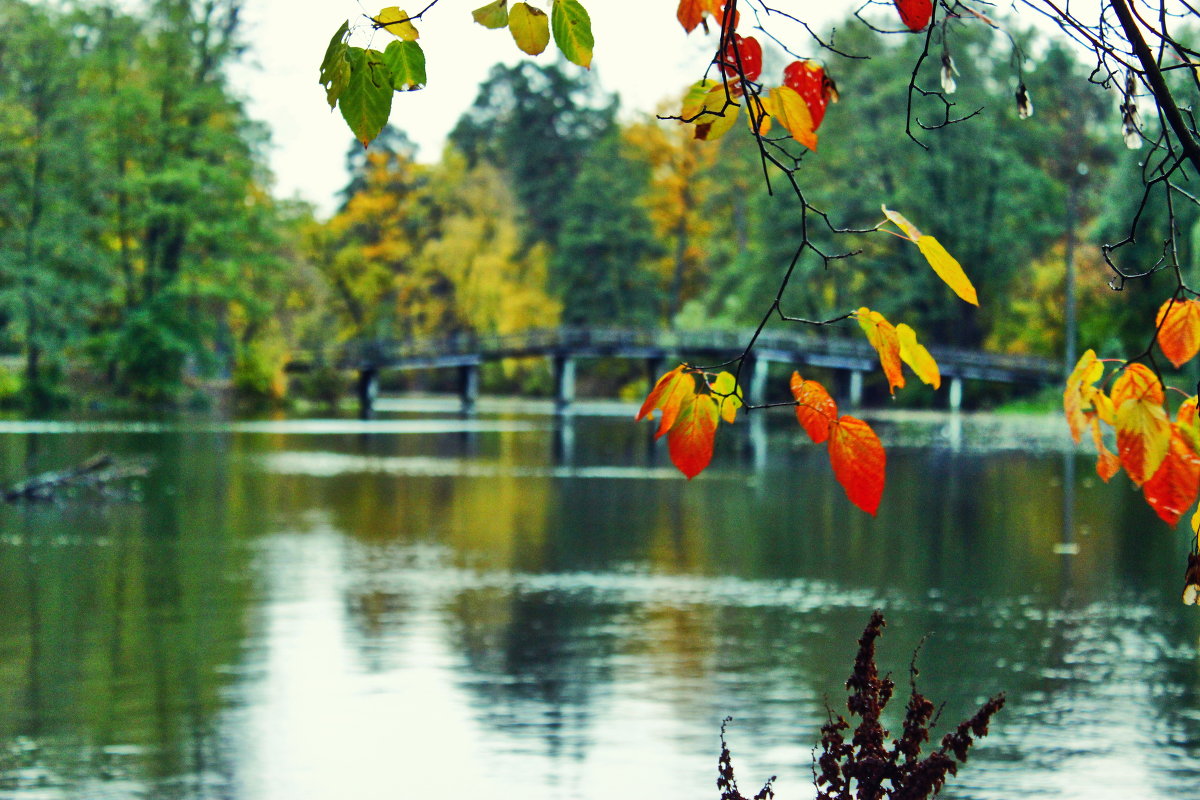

left=449, top=61, right=616, bottom=249
left=0, top=0, right=107, bottom=408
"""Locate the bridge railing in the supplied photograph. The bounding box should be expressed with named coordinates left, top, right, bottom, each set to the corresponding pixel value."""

left=291, top=326, right=1060, bottom=382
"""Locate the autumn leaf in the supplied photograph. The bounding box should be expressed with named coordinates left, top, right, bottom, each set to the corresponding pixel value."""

left=472, top=0, right=509, bottom=28
left=719, top=34, right=763, bottom=84
left=339, top=48, right=393, bottom=147
left=790, top=371, right=837, bottom=443
left=1063, top=349, right=1104, bottom=442
left=1089, top=416, right=1121, bottom=482
left=1156, top=298, right=1200, bottom=368
left=896, top=323, right=940, bottom=389
left=828, top=415, right=886, bottom=515
left=382, top=40, right=426, bottom=91
left=761, top=86, right=817, bottom=150
left=1143, top=425, right=1200, bottom=526
left=509, top=2, right=550, bottom=55
left=782, top=60, right=835, bottom=130
left=374, top=7, right=419, bottom=40
left=675, top=0, right=723, bottom=33
left=881, top=206, right=978, bottom=306
left=1111, top=362, right=1165, bottom=407
left=1179, top=395, right=1200, bottom=454
left=551, top=0, right=593, bottom=69
left=710, top=371, right=742, bottom=424
left=319, top=22, right=351, bottom=108
left=667, top=390, right=720, bottom=479
left=636, top=364, right=692, bottom=439
left=1114, top=365, right=1172, bottom=486
left=856, top=307, right=905, bottom=395
left=893, top=0, right=933, bottom=30
left=689, top=84, right=740, bottom=141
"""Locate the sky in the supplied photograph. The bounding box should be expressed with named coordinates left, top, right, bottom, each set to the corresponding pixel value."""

left=228, top=0, right=720, bottom=216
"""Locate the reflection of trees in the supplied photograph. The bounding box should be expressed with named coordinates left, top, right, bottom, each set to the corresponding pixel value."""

left=0, top=433, right=257, bottom=798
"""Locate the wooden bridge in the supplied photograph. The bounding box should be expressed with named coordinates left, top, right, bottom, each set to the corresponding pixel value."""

left=287, top=327, right=1061, bottom=417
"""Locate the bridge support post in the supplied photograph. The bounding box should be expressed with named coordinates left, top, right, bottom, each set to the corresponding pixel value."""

left=748, top=356, right=769, bottom=405
left=459, top=363, right=479, bottom=414
left=357, top=367, right=378, bottom=420
left=554, top=355, right=576, bottom=414
left=948, top=376, right=964, bottom=412
left=645, top=356, right=665, bottom=388
left=848, top=370, right=864, bottom=408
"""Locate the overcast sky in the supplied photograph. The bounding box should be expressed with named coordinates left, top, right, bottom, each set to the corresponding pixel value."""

left=229, top=0, right=720, bottom=216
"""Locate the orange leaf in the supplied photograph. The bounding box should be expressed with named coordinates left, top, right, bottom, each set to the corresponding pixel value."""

left=1156, top=298, right=1200, bottom=369
left=1115, top=385, right=1172, bottom=487
left=827, top=415, right=886, bottom=515
left=1063, top=349, right=1104, bottom=442
left=790, top=371, right=837, bottom=443
left=856, top=307, right=905, bottom=395
left=1088, top=415, right=1121, bottom=482
left=636, top=365, right=692, bottom=439
left=1143, top=425, right=1200, bottom=526
left=896, top=323, right=941, bottom=389
left=1178, top=396, right=1200, bottom=454
left=1111, top=362, right=1165, bottom=407
left=667, top=391, right=720, bottom=479
left=676, top=0, right=706, bottom=32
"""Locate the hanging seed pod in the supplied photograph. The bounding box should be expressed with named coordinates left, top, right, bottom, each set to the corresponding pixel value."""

left=940, top=51, right=957, bottom=94
left=1015, top=82, right=1033, bottom=119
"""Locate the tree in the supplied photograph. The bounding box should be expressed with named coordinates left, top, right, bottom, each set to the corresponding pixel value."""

left=0, top=0, right=107, bottom=408
left=448, top=61, right=616, bottom=250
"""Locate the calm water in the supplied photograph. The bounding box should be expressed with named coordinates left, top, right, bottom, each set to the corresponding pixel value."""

left=0, top=407, right=1196, bottom=800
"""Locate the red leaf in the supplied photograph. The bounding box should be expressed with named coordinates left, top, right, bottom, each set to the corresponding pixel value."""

left=782, top=60, right=833, bottom=130
left=667, top=391, right=720, bottom=479
left=893, top=0, right=932, bottom=31
left=828, top=415, right=886, bottom=515
left=1143, top=425, right=1200, bottom=526
left=790, top=371, right=837, bottom=443
left=720, top=34, right=763, bottom=84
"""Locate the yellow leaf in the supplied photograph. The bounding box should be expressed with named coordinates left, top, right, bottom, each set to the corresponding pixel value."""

left=710, top=371, right=742, bottom=424
left=691, top=85, right=740, bottom=142
left=680, top=79, right=719, bottom=119
left=856, top=307, right=904, bottom=395
left=508, top=2, right=549, bottom=55
left=881, top=206, right=922, bottom=241
left=374, top=7, right=419, bottom=40
left=763, top=86, right=817, bottom=150
left=917, top=236, right=977, bottom=306
left=896, top=323, right=941, bottom=389
left=882, top=206, right=978, bottom=306
left=1064, top=349, right=1104, bottom=442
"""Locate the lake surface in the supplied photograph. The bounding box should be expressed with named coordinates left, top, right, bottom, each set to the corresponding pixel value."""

left=0, top=406, right=1196, bottom=800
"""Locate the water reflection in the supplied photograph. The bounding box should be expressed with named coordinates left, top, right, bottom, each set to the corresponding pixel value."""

left=0, top=413, right=1195, bottom=799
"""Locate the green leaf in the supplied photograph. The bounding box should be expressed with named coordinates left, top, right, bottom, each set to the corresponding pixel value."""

left=382, top=40, right=426, bottom=90
left=472, top=0, right=509, bottom=28
left=374, top=7, right=419, bottom=40
left=339, top=48, right=394, bottom=147
left=551, top=0, right=593, bottom=68
left=508, top=2, right=549, bottom=56
left=319, top=21, right=351, bottom=108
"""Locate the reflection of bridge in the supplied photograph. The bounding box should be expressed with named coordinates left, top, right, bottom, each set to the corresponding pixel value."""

left=287, top=327, right=1060, bottom=417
